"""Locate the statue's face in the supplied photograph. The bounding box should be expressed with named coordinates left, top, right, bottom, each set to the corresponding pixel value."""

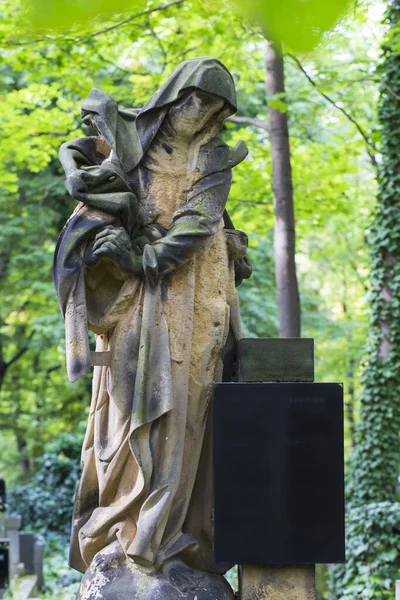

left=168, top=90, right=225, bottom=136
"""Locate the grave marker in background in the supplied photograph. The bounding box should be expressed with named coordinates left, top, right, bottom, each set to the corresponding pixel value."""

left=0, top=481, right=5, bottom=514
left=19, top=533, right=35, bottom=575
left=0, top=539, right=10, bottom=597
left=6, top=515, right=21, bottom=576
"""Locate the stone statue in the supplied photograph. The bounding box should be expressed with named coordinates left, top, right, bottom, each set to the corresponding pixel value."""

left=54, top=57, right=251, bottom=600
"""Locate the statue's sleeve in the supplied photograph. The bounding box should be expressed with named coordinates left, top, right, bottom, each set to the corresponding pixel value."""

left=142, top=169, right=232, bottom=281
left=59, top=136, right=136, bottom=232
left=59, top=136, right=109, bottom=177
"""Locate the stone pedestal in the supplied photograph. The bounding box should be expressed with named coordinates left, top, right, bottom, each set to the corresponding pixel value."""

left=77, top=557, right=234, bottom=600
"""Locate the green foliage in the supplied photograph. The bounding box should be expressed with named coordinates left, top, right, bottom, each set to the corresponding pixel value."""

left=239, top=235, right=279, bottom=338
left=41, top=533, right=81, bottom=598
left=234, top=0, right=353, bottom=52
left=9, top=430, right=84, bottom=537
left=17, top=0, right=353, bottom=53
left=22, top=0, right=146, bottom=30
left=329, top=503, right=400, bottom=599
left=0, top=163, right=90, bottom=474
left=329, top=2, right=400, bottom=597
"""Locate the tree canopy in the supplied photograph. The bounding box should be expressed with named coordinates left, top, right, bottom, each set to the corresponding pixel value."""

left=0, top=0, right=379, bottom=466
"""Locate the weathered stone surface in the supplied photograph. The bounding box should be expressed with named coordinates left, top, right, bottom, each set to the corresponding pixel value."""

left=238, top=338, right=314, bottom=383
left=77, top=558, right=234, bottom=600
left=239, top=565, right=315, bottom=600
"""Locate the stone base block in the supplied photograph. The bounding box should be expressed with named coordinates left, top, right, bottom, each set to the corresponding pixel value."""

left=77, top=558, right=234, bottom=600
left=239, top=565, right=315, bottom=600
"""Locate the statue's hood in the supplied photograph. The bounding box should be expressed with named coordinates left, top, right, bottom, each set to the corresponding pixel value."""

left=81, top=57, right=237, bottom=173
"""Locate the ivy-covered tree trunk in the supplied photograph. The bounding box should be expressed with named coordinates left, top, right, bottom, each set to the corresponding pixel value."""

left=330, top=3, right=400, bottom=597
left=265, top=40, right=301, bottom=338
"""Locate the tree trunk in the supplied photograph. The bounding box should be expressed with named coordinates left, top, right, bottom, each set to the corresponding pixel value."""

left=16, top=435, right=30, bottom=474
left=265, top=40, right=301, bottom=338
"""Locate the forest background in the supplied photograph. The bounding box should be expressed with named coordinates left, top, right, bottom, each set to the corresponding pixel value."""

left=0, top=0, right=399, bottom=598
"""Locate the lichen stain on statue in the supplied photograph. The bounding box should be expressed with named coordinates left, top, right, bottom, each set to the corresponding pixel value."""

left=53, top=57, right=251, bottom=600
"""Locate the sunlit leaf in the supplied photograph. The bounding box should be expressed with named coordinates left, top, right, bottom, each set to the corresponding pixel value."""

left=22, top=0, right=146, bottom=30
left=267, top=98, right=287, bottom=112
left=233, top=0, right=353, bottom=52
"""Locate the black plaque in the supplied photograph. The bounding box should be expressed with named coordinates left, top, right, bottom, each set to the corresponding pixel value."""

left=213, top=382, right=345, bottom=565
left=0, top=539, right=9, bottom=590
left=0, top=481, right=5, bottom=514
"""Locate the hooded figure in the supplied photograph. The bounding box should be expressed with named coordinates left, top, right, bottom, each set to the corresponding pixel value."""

left=54, top=57, right=251, bottom=577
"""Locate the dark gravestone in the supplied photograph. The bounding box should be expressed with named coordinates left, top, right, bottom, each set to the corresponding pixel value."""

left=0, top=482, right=5, bottom=514
left=213, top=382, right=345, bottom=565
left=0, top=539, right=9, bottom=591
left=19, top=532, right=35, bottom=574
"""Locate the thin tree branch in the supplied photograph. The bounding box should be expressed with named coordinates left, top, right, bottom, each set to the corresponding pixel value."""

left=78, top=0, right=185, bottom=40
left=147, top=20, right=168, bottom=73
left=226, top=116, right=269, bottom=132
left=381, top=80, right=400, bottom=101
left=13, top=300, right=31, bottom=315
left=229, top=200, right=270, bottom=208
left=94, top=49, right=150, bottom=76
left=7, top=0, right=185, bottom=46
left=45, top=364, right=62, bottom=379
left=40, top=181, right=60, bottom=206
left=6, top=330, right=35, bottom=370
left=36, top=131, right=73, bottom=138
left=178, top=43, right=204, bottom=59
left=286, top=52, right=378, bottom=169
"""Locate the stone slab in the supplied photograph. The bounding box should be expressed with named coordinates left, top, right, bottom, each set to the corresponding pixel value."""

left=238, top=338, right=314, bottom=382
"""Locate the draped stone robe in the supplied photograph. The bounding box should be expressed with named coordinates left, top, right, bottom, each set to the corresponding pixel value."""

left=54, top=124, right=248, bottom=576
left=54, top=57, right=250, bottom=577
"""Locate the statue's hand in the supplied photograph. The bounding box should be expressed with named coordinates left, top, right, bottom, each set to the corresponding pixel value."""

left=92, top=226, right=143, bottom=275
